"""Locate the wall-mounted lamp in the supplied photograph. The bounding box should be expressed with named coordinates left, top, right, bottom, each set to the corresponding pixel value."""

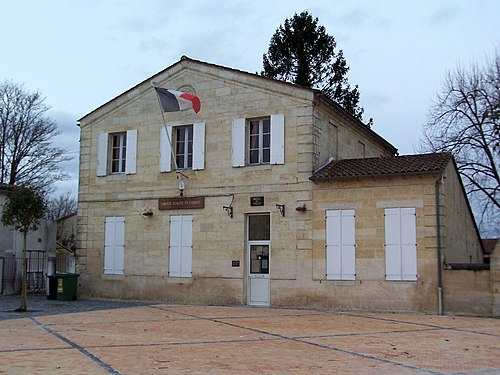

left=295, top=204, right=307, bottom=212
left=276, top=204, right=285, bottom=217
left=223, top=205, right=233, bottom=218
left=142, top=208, right=154, bottom=217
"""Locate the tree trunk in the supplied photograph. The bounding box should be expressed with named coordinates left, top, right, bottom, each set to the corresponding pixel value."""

left=19, top=233, right=28, bottom=312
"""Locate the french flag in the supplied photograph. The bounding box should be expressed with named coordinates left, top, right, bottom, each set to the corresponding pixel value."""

left=155, top=87, right=201, bottom=114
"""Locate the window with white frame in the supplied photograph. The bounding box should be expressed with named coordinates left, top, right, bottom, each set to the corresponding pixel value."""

left=104, top=216, right=125, bottom=275
left=110, top=132, right=127, bottom=173
left=232, top=114, right=284, bottom=167
left=160, top=123, right=205, bottom=172
left=169, top=215, right=193, bottom=278
left=175, top=126, right=193, bottom=169
left=97, top=130, right=137, bottom=176
left=325, top=209, right=356, bottom=280
left=384, top=207, right=417, bottom=281
left=249, top=118, right=271, bottom=165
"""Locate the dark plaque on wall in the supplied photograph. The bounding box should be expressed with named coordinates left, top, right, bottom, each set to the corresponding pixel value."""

left=250, top=196, right=264, bottom=206
left=159, top=196, right=205, bottom=210
left=232, top=260, right=240, bottom=267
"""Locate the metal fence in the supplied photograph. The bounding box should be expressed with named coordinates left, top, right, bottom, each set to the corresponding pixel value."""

left=0, top=251, right=75, bottom=295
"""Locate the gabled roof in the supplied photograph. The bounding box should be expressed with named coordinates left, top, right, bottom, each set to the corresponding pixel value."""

left=79, top=56, right=396, bottom=154
left=310, top=153, right=452, bottom=181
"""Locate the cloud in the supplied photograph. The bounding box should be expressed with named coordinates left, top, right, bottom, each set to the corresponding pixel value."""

left=363, top=92, right=390, bottom=107
left=428, top=5, right=462, bottom=25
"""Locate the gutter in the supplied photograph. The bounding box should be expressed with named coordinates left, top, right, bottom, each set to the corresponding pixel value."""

left=435, top=175, right=444, bottom=315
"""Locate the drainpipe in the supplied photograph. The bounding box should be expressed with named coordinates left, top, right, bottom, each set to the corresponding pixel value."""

left=435, top=175, right=444, bottom=315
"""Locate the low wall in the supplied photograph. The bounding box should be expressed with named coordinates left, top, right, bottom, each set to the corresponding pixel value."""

left=443, top=268, right=492, bottom=316
left=490, top=241, right=500, bottom=317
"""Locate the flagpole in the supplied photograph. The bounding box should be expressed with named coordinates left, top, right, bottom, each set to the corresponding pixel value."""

left=152, top=82, right=184, bottom=194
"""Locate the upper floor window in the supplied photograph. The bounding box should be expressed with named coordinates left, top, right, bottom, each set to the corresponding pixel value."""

left=111, top=132, right=127, bottom=174
left=249, top=118, right=271, bottom=165
left=175, top=126, right=193, bottom=169
left=160, top=123, right=205, bottom=172
left=97, top=130, right=137, bottom=177
left=232, top=114, right=284, bottom=167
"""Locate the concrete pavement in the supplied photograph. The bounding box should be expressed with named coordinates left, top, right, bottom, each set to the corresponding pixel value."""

left=0, top=295, right=499, bottom=374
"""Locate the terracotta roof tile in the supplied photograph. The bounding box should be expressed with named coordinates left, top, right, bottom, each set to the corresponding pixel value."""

left=310, top=153, right=452, bottom=181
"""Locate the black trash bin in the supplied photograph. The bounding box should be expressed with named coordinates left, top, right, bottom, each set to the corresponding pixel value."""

left=47, top=275, right=58, bottom=300
left=56, top=273, right=79, bottom=301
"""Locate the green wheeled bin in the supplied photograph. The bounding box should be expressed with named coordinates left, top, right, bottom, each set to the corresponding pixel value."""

left=56, top=273, right=79, bottom=301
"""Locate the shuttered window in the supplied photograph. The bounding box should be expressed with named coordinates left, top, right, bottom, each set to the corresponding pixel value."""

left=169, top=215, right=193, bottom=278
left=97, top=130, right=137, bottom=176
left=385, top=208, right=417, bottom=281
left=104, top=216, right=125, bottom=275
left=232, top=114, right=285, bottom=167
left=160, top=123, right=205, bottom=172
left=326, top=209, right=356, bottom=280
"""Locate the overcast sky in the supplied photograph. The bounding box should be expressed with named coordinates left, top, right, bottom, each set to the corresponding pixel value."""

left=1, top=0, right=499, bottom=196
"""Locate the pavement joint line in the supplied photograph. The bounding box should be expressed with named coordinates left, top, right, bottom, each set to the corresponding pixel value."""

left=342, top=313, right=500, bottom=339
left=149, top=305, right=440, bottom=375
left=81, top=337, right=281, bottom=350
left=30, top=317, right=122, bottom=375
left=445, top=328, right=500, bottom=338
left=0, top=346, right=74, bottom=354
left=293, top=326, right=443, bottom=339
left=444, top=369, right=500, bottom=375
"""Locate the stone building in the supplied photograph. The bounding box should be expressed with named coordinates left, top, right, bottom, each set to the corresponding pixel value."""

left=77, top=56, right=491, bottom=315
left=0, top=183, right=57, bottom=294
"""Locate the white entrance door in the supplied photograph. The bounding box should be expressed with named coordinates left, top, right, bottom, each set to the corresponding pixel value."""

left=247, top=215, right=270, bottom=306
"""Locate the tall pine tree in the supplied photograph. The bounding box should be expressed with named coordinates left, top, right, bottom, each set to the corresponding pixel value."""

left=262, top=11, right=364, bottom=120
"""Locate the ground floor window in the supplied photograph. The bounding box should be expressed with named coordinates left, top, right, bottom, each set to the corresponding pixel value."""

left=385, top=207, right=417, bottom=281
left=104, top=216, right=125, bottom=275
left=169, top=215, right=193, bottom=277
left=325, top=209, right=356, bottom=280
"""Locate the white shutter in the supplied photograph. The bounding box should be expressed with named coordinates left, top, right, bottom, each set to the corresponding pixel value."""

left=125, top=129, right=137, bottom=175
left=97, top=133, right=108, bottom=176
left=401, top=208, right=417, bottom=281
left=326, top=210, right=355, bottom=280
left=192, top=123, right=205, bottom=170
left=169, top=216, right=182, bottom=277
left=232, top=118, right=245, bottom=167
left=385, top=208, right=402, bottom=280
left=104, top=217, right=115, bottom=274
left=326, top=210, right=341, bottom=280
left=180, top=215, right=193, bottom=277
left=104, top=216, right=125, bottom=275
left=169, top=215, right=193, bottom=278
left=270, top=114, right=285, bottom=165
left=341, top=210, right=356, bottom=280
left=385, top=208, right=417, bottom=281
left=159, top=126, right=172, bottom=172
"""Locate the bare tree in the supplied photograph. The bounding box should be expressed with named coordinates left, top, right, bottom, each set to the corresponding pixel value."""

left=0, top=80, right=71, bottom=194
left=46, top=191, right=77, bottom=221
left=421, top=50, right=499, bottom=236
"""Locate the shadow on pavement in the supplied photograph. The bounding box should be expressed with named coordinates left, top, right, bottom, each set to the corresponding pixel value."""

left=0, top=294, right=147, bottom=320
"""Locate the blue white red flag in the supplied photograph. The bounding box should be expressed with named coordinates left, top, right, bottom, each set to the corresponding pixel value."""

left=155, top=87, right=201, bottom=113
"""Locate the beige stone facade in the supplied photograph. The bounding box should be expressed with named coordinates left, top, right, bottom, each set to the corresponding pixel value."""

left=77, top=57, right=490, bottom=315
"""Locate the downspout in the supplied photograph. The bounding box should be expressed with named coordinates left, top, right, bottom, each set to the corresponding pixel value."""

left=435, top=175, right=444, bottom=315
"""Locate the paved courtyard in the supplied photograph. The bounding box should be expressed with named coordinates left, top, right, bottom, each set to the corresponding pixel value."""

left=0, top=295, right=499, bottom=374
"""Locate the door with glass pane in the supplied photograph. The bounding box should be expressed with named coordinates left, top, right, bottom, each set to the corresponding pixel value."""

left=247, top=214, right=270, bottom=306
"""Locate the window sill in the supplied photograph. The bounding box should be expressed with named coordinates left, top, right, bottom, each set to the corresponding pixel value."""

left=237, top=164, right=273, bottom=171
left=102, top=274, right=125, bottom=280
left=325, top=279, right=356, bottom=286
left=167, top=277, right=193, bottom=284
